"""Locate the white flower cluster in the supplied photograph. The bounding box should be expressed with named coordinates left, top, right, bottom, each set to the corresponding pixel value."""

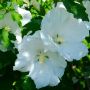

left=13, top=2, right=90, bottom=89
left=0, top=1, right=89, bottom=89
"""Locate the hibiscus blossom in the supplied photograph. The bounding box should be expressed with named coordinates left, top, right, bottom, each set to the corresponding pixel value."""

left=41, top=2, right=89, bottom=61
left=13, top=31, right=67, bottom=88
left=0, top=11, right=22, bottom=45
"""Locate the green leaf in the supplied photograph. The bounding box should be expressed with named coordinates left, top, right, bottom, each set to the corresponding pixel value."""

left=2, top=28, right=10, bottom=48
left=63, top=0, right=89, bottom=21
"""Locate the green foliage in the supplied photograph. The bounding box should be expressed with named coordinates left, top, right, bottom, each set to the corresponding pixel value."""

left=63, top=0, right=89, bottom=21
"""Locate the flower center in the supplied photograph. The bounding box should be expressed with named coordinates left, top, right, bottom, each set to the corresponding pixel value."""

left=53, top=34, right=63, bottom=44
left=37, top=52, right=48, bottom=64
left=3, top=26, right=11, bottom=32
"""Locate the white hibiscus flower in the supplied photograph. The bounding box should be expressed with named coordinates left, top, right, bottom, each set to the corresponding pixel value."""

left=83, top=0, right=90, bottom=29
left=13, top=31, right=67, bottom=88
left=14, top=5, right=32, bottom=26
left=0, top=11, right=22, bottom=44
left=41, top=2, right=89, bottom=61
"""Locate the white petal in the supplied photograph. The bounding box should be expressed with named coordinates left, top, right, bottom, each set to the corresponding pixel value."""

left=47, top=51, right=67, bottom=68
left=29, top=63, right=51, bottom=88
left=13, top=59, right=29, bottom=72
left=40, top=32, right=58, bottom=52
left=49, top=75, right=60, bottom=86
left=56, top=2, right=66, bottom=9
left=59, top=18, right=89, bottom=42
left=17, top=31, right=43, bottom=54
left=84, top=21, right=90, bottom=30
left=15, top=5, right=32, bottom=26
left=47, top=52, right=67, bottom=77
left=13, top=53, right=31, bottom=72
left=41, top=6, right=71, bottom=36
left=59, top=42, right=88, bottom=61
